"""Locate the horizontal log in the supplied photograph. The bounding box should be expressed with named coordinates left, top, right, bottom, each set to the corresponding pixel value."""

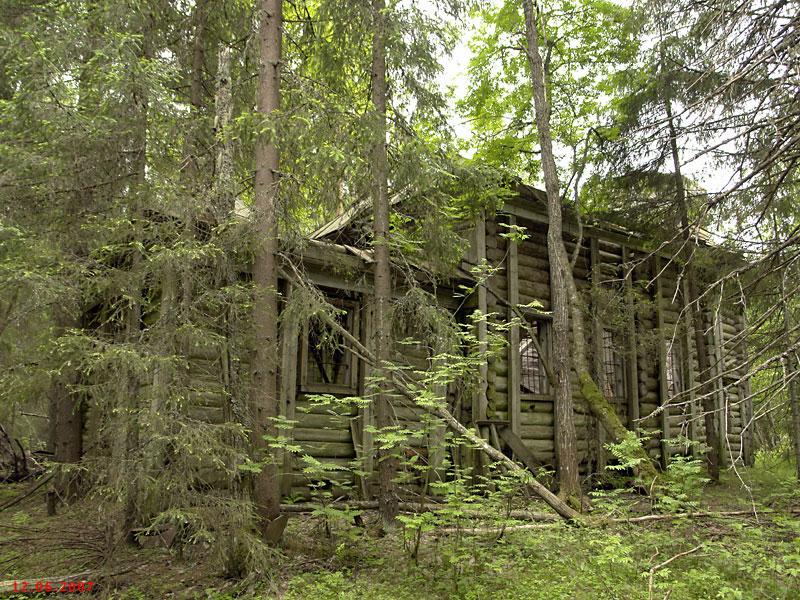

left=519, top=279, right=551, bottom=300
left=519, top=438, right=554, bottom=452
left=187, top=406, right=225, bottom=423
left=295, top=441, right=356, bottom=459
left=518, top=240, right=549, bottom=261
left=521, top=399, right=554, bottom=412
left=295, top=399, right=358, bottom=417
left=519, top=424, right=554, bottom=440
left=519, top=292, right=550, bottom=311
left=293, top=428, right=353, bottom=443
left=516, top=267, right=550, bottom=285
left=517, top=252, right=550, bottom=272
left=188, top=391, right=226, bottom=408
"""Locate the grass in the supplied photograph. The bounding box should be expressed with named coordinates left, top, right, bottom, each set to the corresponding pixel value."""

left=1, top=457, right=798, bottom=599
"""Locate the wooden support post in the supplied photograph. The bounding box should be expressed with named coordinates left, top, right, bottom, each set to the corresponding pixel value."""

left=279, top=284, right=299, bottom=497
left=653, top=255, right=671, bottom=468
left=738, top=313, right=754, bottom=466
left=498, top=426, right=545, bottom=473
left=427, top=355, right=448, bottom=484
left=474, top=212, right=489, bottom=478
left=507, top=215, right=521, bottom=436
left=475, top=211, right=489, bottom=424
left=681, top=279, right=699, bottom=452
left=622, top=246, right=640, bottom=433
left=713, top=315, right=728, bottom=467
left=590, top=237, right=606, bottom=471
left=360, top=297, right=375, bottom=489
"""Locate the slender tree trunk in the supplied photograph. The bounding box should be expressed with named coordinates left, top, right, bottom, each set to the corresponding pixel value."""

left=213, top=45, right=234, bottom=219
left=522, top=0, right=659, bottom=488
left=250, top=0, right=283, bottom=537
left=665, top=99, right=721, bottom=482
left=521, top=0, right=580, bottom=502
left=781, top=269, right=800, bottom=480
left=370, top=0, right=398, bottom=526
left=179, top=0, right=207, bottom=340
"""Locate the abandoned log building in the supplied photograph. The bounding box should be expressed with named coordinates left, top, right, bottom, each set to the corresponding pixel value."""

left=220, top=183, right=752, bottom=498
left=48, top=184, right=754, bottom=499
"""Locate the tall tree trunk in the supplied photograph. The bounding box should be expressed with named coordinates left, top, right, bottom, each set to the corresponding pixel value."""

left=665, top=99, right=721, bottom=482
left=522, top=0, right=659, bottom=488
left=47, top=0, right=100, bottom=511
left=250, top=0, right=283, bottom=537
left=521, top=0, right=580, bottom=502
left=180, top=0, right=207, bottom=325
left=370, top=0, right=398, bottom=526
left=120, top=7, right=152, bottom=538
left=781, top=268, right=800, bottom=480
left=48, top=309, right=83, bottom=514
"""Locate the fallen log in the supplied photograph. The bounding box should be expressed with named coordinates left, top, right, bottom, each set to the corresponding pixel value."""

left=280, top=501, right=559, bottom=522
left=292, top=277, right=582, bottom=522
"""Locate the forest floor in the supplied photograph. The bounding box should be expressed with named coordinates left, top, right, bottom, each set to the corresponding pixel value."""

left=1, top=456, right=798, bottom=599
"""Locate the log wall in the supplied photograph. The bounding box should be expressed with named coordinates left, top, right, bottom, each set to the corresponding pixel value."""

left=105, top=199, right=753, bottom=500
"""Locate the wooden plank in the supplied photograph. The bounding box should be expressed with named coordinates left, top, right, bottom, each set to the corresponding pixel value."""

left=738, top=313, right=754, bottom=465
left=591, top=237, right=606, bottom=471
left=359, top=296, right=375, bottom=482
left=713, top=315, right=728, bottom=466
left=498, top=426, right=547, bottom=471
left=681, top=278, right=699, bottom=451
left=653, top=255, right=670, bottom=467
left=476, top=211, right=489, bottom=423
left=622, top=246, right=640, bottom=432
left=508, top=215, right=521, bottom=436
left=280, top=283, right=300, bottom=496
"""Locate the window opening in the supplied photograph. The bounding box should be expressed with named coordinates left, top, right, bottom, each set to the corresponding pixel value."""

left=665, top=342, right=683, bottom=400
left=602, top=329, right=626, bottom=402
left=520, top=321, right=549, bottom=395
left=303, top=304, right=357, bottom=391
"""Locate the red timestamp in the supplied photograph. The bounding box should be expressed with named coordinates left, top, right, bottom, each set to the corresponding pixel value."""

left=11, top=580, right=95, bottom=594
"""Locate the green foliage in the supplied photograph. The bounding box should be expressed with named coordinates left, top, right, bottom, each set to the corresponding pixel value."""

left=656, top=441, right=710, bottom=513
left=605, top=430, right=650, bottom=472
left=461, top=0, right=637, bottom=184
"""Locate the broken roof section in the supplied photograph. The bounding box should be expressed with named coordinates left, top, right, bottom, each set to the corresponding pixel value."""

left=310, top=188, right=409, bottom=241
left=307, top=180, right=719, bottom=260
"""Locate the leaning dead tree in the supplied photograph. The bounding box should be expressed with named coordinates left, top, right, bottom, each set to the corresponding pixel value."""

left=281, top=268, right=582, bottom=521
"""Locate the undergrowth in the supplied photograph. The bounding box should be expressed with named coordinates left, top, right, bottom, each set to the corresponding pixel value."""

left=1, top=452, right=798, bottom=599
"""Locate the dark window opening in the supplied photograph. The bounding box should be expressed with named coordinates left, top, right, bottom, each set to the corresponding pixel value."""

left=602, top=329, right=626, bottom=402
left=520, top=322, right=549, bottom=395
left=303, top=304, right=357, bottom=391
left=665, top=342, right=683, bottom=399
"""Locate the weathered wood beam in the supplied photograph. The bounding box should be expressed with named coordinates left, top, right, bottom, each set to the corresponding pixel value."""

left=476, top=211, right=489, bottom=425
left=622, top=246, right=640, bottom=432
left=680, top=278, right=699, bottom=451
left=712, top=315, right=728, bottom=467
left=653, top=255, right=671, bottom=468
left=590, top=237, right=607, bottom=471
left=279, top=283, right=299, bottom=496
left=507, top=215, right=521, bottom=436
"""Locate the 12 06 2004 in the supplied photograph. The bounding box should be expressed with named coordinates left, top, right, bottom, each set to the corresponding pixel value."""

left=10, top=580, right=95, bottom=594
